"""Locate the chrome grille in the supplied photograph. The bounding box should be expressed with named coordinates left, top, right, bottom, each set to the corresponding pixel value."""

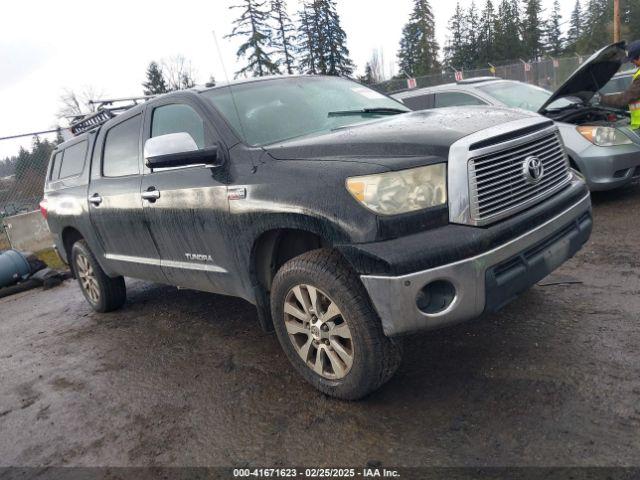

left=468, top=129, right=570, bottom=224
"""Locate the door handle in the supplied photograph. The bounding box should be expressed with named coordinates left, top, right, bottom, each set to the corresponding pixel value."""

left=141, top=187, right=161, bottom=202
left=88, top=194, right=103, bottom=206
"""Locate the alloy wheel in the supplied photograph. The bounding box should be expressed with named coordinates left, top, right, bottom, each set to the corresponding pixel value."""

left=283, top=284, right=354, bottom=380
left=76, top=253, right=100, bottom=304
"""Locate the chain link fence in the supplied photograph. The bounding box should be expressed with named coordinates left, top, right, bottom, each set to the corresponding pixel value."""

left=0, top=133, right=58, bottom=250
left=372, top=55, right=596, bottom=94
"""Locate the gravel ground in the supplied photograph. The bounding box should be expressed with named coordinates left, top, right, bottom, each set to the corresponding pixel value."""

left=0, top=184, right=639, bottom=469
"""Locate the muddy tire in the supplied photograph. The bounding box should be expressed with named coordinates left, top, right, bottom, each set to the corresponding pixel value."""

left=71, top=240, right=126, bottom=313
left=271, top=249, right=402, bottom=400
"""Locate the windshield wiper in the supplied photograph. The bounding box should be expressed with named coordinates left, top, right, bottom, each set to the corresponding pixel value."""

left=327, top=107, right=408, bottom=117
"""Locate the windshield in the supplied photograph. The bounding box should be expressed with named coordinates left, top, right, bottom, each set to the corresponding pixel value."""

left=201, top=77, right=409, bottom=146
left=477, top=81, right=575, bottom=112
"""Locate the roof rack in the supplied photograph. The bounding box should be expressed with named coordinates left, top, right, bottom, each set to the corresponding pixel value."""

left=69, top=95, right=155, bottom=135
left=456, top=76, right=502, bottom=85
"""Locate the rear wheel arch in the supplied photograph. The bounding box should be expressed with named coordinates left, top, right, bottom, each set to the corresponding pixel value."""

left=61, top=227, right=84, bottom=276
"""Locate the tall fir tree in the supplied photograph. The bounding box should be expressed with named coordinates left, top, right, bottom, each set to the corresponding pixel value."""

left=226, top=0, right=279, bottom=78
left=270, top=0, right=296, bottom=74
left=494, top=0, right=522, bottom=61
left=579, top=0, right=612, bottom=53
left=464, top=1, right=481, bottom=67
left=444, top=2, right=468, bottom=69
left=566, top=0, right=583, bottom=53
left=478, top=0, right=497, bottom=66
left=522, top=0, right=545, bottom=60
left=142, top=61, right=169, bottom=95
left=320, top=0, right=355, bottom=75
left=297, top=2, right=317, bottom=74
left=544, top=0, right=564, bottom=56
left=296, top=0, right=354, bottom=76
left=397, top=0, right=440, bottom=77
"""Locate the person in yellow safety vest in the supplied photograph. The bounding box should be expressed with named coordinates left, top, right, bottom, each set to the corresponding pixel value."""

left=600, top=40, right=640, bottom=129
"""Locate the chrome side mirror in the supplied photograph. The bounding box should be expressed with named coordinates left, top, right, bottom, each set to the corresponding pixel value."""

left=144, top=133, right=218, bottom=169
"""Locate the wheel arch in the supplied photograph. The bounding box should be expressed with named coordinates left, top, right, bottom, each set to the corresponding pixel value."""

left=61, top=226, right=85, bottom=277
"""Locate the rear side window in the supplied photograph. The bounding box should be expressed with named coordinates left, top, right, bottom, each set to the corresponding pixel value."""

left=151, top=104, right=206, bottom=149
left=402, top=94, right=434, bottom=111
left=50, top=151, right=64, bottom=180
left=435, top=92, right=487, bottom=108
left=103, top=115, right=142, bottom=177
left=58, top=141, right=87, bottom=179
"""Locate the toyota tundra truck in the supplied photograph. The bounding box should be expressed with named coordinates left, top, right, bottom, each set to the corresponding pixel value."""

left=42, top=75, right=592, bottom=400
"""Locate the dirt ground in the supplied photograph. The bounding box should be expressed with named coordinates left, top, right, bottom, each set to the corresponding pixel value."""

left=0, top=184, right=639, bottom=469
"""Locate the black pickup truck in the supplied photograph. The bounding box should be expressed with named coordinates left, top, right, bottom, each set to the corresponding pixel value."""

left=42, top=76, right=592, bottom=399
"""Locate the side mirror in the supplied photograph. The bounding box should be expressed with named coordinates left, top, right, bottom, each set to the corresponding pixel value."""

left=144, top=132, right=219, bottom=169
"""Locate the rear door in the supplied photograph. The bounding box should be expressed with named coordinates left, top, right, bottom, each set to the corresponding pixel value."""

left=88, top=111, right=166, bottom=282
left=140, top=97, right=235, bottom=295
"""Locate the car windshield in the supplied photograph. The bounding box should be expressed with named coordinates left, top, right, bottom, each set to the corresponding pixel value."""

left=477, top=81, right=575, bottom=112
left=201, top=77, right=409, bottom=146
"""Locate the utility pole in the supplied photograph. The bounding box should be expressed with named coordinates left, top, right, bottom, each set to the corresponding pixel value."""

left=614, top=0, right=621, bottom=43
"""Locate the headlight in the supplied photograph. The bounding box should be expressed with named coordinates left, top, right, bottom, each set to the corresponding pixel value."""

left=346, top=164, right=447, bottom=215
left=576, top=126, right=632, bottom=146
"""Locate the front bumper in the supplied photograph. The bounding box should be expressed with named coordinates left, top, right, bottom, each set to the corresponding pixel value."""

left=360, top=193, right=592, bottom=336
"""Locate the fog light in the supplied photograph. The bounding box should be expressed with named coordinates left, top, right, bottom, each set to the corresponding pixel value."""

left=416, top=280, right=456, bottom=315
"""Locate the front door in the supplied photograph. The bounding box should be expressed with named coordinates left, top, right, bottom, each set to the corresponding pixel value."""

left=89, top=112, right=166, bottom=282
left=140, top=99, right=235, bottom=295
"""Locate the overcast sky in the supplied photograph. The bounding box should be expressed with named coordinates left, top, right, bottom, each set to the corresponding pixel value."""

left=0, top=0, right=575, bottom=158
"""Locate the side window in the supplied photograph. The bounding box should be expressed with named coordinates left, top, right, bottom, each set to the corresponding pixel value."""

left=58, top=141, right=87, bottom=179
left=151, top=104, right=206, bottom=149
left=103, top=115, right=142, bottom=177
left=50, top=151, right=64, bottom=180
left=435, top=92, right=487, bottom=108
left=402, top=94, right=434, bottom=111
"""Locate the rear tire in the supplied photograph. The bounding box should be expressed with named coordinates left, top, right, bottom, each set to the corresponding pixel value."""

left=71, top=240, right=126, bottom=313
left=270, top=249, right=402, bottom=400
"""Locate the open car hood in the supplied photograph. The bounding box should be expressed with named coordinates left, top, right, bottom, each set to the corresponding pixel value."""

left=539, top=42, right=627, bottom=113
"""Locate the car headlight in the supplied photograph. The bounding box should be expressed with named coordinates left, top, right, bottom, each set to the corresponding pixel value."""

left=576, top=126, right=632, bottom=146
left=346, top=164, right=447, bottom=215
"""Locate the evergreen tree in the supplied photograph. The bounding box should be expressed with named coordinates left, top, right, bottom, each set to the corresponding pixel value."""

left=544, top=0, right=563, bottom=56
left=271, top=0, right=296, bottom=74
left=142, top=61, right=169, bottom=95
left=566, top=0, right=583, bottom=53
left=444, top=2, right=467, bottom=69
left=579, top=0, right=612, bottom=53
left=397, top=0, right=440, bottom=77
left=522, top=0, right=545, bottom=60
left=359, top=63, right=375, bottom=84
left=494, top=0, right=522, bottom=61
left=464, top=1, right=481, bottom=66
left=478, top=0, right=497, bottom=66
left=321, top=0, right=355, bottom=75
left=226, top=0, right=279, bottom=78
left=296, top=0, right=354, bottom=76
left=297, top=2, right=317, bottom=74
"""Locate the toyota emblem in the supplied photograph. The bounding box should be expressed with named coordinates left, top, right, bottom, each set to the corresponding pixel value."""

left=523, top=156, right=544, bottom=184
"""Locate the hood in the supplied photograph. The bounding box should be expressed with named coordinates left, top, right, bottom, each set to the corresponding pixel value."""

left=539, top=42, right=627, bottom=113
left=264, top=107, right=538, bottom=168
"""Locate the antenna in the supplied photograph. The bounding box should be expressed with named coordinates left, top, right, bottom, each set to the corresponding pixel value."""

left=211, top=30, right=248, bottom=141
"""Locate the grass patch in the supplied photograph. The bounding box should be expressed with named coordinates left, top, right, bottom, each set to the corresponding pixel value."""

left=35, top=248, right=67, bottom=271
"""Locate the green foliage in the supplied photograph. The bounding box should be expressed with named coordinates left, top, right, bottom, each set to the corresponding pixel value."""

left=142, top=61, right=169, bottom=95
left=522, top=0, right=545, bottom=60
left=226, top=0, right=279, bottom=78
left=398, top=0, right=440, bottom=76
left=545, top=0, right=564, bottom=56
left=271, top=0, right=296, bottom=74
left=297, top=0, right=354, bottom=76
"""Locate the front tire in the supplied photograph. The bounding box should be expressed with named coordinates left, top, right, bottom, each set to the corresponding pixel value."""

left=71, top=240, right=126, bottom=313
left=271, top=250, right=402, bottom=400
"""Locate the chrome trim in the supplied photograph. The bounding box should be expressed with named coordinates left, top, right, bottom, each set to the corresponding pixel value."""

left=104, top=253, right=227, bottom=273
left=448, top=117, right=570, bottom=226
left=361, top=189, right=591, bottom=336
